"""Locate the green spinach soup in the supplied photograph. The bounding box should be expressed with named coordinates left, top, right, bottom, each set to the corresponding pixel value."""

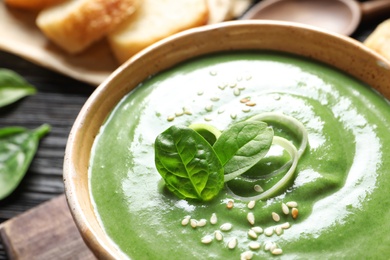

left=89, top=52, right=390, bottom=259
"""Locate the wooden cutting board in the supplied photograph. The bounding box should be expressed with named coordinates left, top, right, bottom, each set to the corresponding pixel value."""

left=0, top=195, right=96, bottom=259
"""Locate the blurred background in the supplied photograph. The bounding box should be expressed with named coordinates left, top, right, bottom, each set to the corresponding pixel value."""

left=0, top=0, right=389, bottom=259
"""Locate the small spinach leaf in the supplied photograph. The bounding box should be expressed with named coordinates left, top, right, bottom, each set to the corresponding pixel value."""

left=154, top=125, right=224, bottom=201
left=189, top=123, right=221, bottom=145
left=0, top=124, right=51, bottom=200
left=0, top=69, right=36, bottom=108
left=213, top=121, right=274, bottom=182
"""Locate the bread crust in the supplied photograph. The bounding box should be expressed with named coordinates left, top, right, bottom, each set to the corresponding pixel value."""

left=364, top=19, right=390, bottom=61
left=5, top=0, right=66, bottom=10
left=36, top=0, right=140, bottom=54
left=108, top=0, right=209, bottom=64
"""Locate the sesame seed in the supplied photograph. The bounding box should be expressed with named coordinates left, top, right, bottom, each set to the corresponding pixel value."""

left=227, top=238, right=237, bottom=249
left=204, top=116, right=212, bottom=122
left=282, top=203, right=289, bottom=215
left=218, top=85, right=226, bottom=90
left=205, top=104, right=213, bottom=112
left=264, top=242, right=273, bottom=251
left=190, top=219, right=198, bottom=228
left=210, top=213, right=217, bottom=225
left=175, top=111, right=184, bottom=117
left=246, top=101, right=256, bottom=107
left=210, top=70, right=217, bottom=76
left=286, top=201, right=298, bottom=208
left=201, top=235, right=213, bottom=244
left=240, top=98, right=250, bottom=103
left=214, top=230, right=223, bottom=241
left=247, top=200, right=256, bottom=209
left=281, top=222, right=290, bottom=229
left=247, top=229, right=258, bottom=239
left=220, top=223, right=233, bottom=231
left=210, top=97, right=220, bottom=102
left=230, top=82, right=237, bottom=88
left=245, top=75, right=252, bottom=80
left=230, top=113, right=237, bottom=120
left=226, top=200, right=234, bottom=209
left=247, top=212, right=255, bottom=225
left=269, top=242, right=277, bottom=252
left=242, top=107, right=251, bottom=113
left=238, top=86, right=246, bottom=90
left=236, top=76, right=243, bottom=82
left=234, top=89, right=240, bottom=96
left=254, top=184, right=263, bottom=193
left=167, top=115, right=175, bottom=122
left=272, top=248, right=283, bottom=255
left=240, top=251, right=254, bottom=260
left=272, top=212, right=280, bottom=222
left=183, top=107, right=192, bottom=115
left=220, top=82, right=228, bottom=88
left=218, top=108, right=225, bottom=114
left=264, top=227, right=274, bottom=236
left=197, top=90, right=204, bottom=96
left=248, top=241, right=261, bottom=250
left=292, top=207, right=299, bottom=219
left=181, top=215, right=191, bottom=226
left=275, top=226, right=283, bottom=236
left=273, top=94, right=281, bottom=100
left=251, top=226, right=263, bottom=234
left=197, top=219, right=207, bottom=227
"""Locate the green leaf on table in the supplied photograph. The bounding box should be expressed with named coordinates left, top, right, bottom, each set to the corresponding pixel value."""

left=0, top=124, right=51, bottom=200
left=0, top=69, right=36, bottom=108
left=154, top=125, right=224, bottom=201
left=213, top=121, right=274, bottom=182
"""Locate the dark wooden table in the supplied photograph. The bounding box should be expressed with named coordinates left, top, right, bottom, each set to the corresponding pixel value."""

left=0, top=1, right=387, bottom=258
left=0, top=51, right=95, bottom=259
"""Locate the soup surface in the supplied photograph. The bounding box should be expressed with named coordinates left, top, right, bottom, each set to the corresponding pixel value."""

left=89, top=52, right=390, bottom=259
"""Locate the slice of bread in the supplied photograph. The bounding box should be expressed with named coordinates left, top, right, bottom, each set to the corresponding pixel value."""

left=364, top=19, right=390, bottom=61
left=36, top=0, right=140, bottom=54
left=108, top=0, right=209, bottom=64
left=228, top=0, right=252, bottom=20
left=206, top=0, right=252, bottom=24
left=5, top=0, right=66, bottom=10
left=206, top=0, right=232, bottom=24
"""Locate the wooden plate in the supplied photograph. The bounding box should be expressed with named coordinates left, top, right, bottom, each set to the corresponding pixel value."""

left=0, top=3, right=117, bottom=86
left=0, top=1, right=252, bottom=87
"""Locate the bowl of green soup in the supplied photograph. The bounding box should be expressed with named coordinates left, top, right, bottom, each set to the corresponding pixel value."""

left=64, top=20, right=390, bottom=259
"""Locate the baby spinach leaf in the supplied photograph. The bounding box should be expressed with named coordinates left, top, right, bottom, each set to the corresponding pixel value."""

left=189, top=123, right=221, bottom=145
left=154, top=125, right=224, bottom=201
left=213, top=121, right=274, bottom=182
left=0, top=124, right=51, bottom=200
left=0, top=69, right=36, bottom=108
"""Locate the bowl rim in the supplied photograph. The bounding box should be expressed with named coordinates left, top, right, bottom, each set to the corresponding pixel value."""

left=63, top=20, right=390, bottom=259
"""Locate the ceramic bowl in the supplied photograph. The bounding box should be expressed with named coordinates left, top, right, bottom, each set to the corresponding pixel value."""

left=63, top=20, right=390, bottom=259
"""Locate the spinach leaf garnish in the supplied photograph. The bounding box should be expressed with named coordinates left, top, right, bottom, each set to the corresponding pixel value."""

left=0, top=69, right=36, bottom=108
left=154, top=113, right=308, bottom=202
left=154, top=125, right=224, bottom=201
left=213, top=121, right=273, bottom=182
left=0, top=124, right=51, bottom=200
